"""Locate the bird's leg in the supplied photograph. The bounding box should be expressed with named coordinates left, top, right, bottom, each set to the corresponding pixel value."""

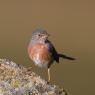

left=48, top=68, right=50, bottom=82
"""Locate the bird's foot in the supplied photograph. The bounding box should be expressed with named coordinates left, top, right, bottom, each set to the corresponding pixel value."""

left=46, top=80, right=52, bottom=85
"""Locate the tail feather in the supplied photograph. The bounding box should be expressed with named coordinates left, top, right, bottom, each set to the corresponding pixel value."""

left=58, top=53, right=75, bottom=60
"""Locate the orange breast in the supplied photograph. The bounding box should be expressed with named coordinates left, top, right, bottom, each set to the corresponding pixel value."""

left=28, top=43, right=52, bottom=64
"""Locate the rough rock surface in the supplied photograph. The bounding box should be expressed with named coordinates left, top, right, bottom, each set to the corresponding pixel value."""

left=0, top=59, right=67, bottom=95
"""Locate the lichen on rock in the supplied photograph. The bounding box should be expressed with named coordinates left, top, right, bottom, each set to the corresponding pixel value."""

left=0, top=59, right=66, bottom=95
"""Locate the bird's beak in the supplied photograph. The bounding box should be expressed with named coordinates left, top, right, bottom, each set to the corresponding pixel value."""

left=47, top=33, right=50, bottom=37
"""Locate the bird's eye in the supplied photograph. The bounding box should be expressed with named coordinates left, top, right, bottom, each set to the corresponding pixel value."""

left=38, top=34, right=41, bottom=36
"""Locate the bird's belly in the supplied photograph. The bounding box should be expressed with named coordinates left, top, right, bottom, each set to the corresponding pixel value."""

left=28, top=44, right=52, bottom=68
left=33, top=53, right=49, bottom=68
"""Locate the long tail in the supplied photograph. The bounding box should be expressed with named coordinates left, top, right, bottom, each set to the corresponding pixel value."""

left=58, top=53, right=75, bottom=60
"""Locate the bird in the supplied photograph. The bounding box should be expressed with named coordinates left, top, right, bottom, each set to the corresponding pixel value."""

left=28, top=29, right=75, bottom=82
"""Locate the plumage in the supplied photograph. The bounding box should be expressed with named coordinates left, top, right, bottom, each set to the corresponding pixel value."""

left=28, top=43, right=53, bottom=68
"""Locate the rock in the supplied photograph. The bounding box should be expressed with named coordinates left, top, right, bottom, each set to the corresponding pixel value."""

left=0, top=59, right=67, bottom=95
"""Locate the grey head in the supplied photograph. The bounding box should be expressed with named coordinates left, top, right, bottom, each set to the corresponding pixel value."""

left=31, top=29, right=50, bottom=43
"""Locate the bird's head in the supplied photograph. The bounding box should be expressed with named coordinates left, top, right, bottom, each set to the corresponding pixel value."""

left=32, top=29, right=50, bottom=42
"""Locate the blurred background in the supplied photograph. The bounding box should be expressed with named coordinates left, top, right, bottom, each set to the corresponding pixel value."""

left=0, top=0, right=95, bottom=95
